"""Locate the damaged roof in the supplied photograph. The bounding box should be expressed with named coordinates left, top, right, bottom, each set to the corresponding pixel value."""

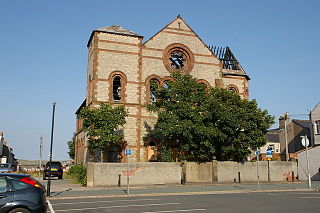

left=210, top=46, right=250, bottom=80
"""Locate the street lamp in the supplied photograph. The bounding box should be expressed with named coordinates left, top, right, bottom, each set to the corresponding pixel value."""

left=47, top=102, right=56, bottom=197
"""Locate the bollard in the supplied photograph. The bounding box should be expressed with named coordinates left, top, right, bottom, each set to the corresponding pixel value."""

left=292, top=171, right=294, bottom=182
left=181, top=173, right=186, bottom=185
left=118, top=174, right=121, bottom=187
left=238, top=172, right=241, bottom=183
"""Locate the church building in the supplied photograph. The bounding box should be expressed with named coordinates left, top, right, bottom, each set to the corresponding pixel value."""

left=74, top=16, right=250, bottom=164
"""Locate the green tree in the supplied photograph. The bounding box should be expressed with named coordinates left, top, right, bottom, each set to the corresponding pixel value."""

left=79, top=103, right=128, bottom=161
left=67, top=133, right=76, bottom=160
left=148, top=72, right=274, bottom=162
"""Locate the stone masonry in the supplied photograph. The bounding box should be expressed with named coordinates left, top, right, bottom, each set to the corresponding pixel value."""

left=75, top=16, right=250, bottom=164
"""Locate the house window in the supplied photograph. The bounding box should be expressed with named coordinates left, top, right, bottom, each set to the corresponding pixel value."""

left=150, top=79, right=159, bottom=103
left=315, top=120, right=320, bottom=134
left=268, top=144, right=275, bottom=152
left=113, top=76, right=122, bottom=101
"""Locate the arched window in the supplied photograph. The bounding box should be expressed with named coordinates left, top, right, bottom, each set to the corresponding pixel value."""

left=163, top=80, right=172, bottom=89
left=113, top=76, right=122, bottom=101
left=150, top=79, right=159, bottom=103
left=226, top=85, right=239, bottom=94
left=197, top=80, right=210, bottom=90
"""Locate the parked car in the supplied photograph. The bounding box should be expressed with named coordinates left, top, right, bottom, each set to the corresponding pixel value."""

left=0, top=163, right=14, bottom=173
left=0, top=173, right=47, bottom=213
left=43, top=161, right=63, bottom=180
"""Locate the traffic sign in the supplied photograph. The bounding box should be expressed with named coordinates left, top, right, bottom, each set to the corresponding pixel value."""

left=125, top=150, right=132, bottom=155
left=256, top=151, right=260, bottom=155
left=266, top=149, right=273, bottom=155
left=301, top=136, right=309, bottom=147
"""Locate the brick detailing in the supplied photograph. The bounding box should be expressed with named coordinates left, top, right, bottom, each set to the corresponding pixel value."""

left=76, top=16, right=250, bottom=164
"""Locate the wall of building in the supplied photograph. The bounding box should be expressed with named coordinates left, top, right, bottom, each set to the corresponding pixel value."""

left=75, top=131, right=88, bottom=165
left=260, top=142, right=281, bottom=154
left=297, top=146, right=320, bottom=181
left=311, top=103, right=320, bottom=145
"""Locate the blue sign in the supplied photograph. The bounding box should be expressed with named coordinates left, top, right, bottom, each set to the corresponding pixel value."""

left=266, top=149, right=273, bottom=155
left=125, top=150, right=132, bottom=155
left=256, top=151, right=260, bottom=155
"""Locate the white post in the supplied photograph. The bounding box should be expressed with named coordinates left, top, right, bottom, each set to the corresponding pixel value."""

left=305, top=136, right=311, bottom=189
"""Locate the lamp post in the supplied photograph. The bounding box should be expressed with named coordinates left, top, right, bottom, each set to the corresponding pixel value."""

left=47, top=102, right=56, bottom=197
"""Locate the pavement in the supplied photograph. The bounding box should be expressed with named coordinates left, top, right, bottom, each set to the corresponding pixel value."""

left=36, top=178, right=320, bottom=200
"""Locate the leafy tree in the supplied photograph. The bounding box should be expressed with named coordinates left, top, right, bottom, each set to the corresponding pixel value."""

left=148, top=72, right=274, bottom=162
left=67, top=133, right=76, bottom=160
left=79, top=103, right=128, bottom=161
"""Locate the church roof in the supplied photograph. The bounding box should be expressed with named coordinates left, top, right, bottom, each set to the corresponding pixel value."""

left=210, top=46, right=250, bottom=80
left=95, top=25, right=143, bottom=38
left=87, top=25, right=143, bottom=47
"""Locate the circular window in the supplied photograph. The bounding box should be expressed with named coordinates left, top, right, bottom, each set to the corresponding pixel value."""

left=163, top=44, right=194, bottom=74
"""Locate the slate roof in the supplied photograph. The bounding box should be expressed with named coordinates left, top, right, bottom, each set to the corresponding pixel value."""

left=87, top=25, right=143, bottom=47
left=265, top=128, right=282, bottom=143
left=266, top=133, right=280, bottom=143
left=75, top=99, right=86, bottom=115
left=292, top=119, right=310, bottom=130
left=95, top=25, right=142, bottom=38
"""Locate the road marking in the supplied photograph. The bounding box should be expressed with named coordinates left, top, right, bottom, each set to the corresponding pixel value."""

left=52, top=198, right=159, bottom=205
left=55, top=202, right=180, bottom=212
left=300, top=197, right=320, bottom=199
left=143, top=209, right=206, bottom=213
left=47, top=200, right=55, bottom=213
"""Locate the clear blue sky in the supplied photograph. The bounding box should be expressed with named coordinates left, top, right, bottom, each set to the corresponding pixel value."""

left=0, top=0, right=319, bottom=160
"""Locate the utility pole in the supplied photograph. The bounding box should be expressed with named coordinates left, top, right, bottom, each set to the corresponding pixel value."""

left=47, top=102, right=56, bottom=197
left=309, top=111, right=314, bottom=146
left=284, top=112, right=289, bottom=161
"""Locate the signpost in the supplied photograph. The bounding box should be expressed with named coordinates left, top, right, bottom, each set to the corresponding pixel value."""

left=301, top=136, right=311, bottom=189
left=125, top=149, right=132, bottom=194
left=266, top=148, right=273, bottom=160
left=265, top=148, right=274, bottom=181
left=256, top=149, right=260, bottom=190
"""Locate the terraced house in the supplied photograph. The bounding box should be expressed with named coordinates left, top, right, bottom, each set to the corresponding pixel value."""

left=75, top=16, right=250, bottom=164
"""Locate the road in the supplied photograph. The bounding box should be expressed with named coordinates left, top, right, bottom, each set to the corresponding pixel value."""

left=48, top=191, right=320, bottom=213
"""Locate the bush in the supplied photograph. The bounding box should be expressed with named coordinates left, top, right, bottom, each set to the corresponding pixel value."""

left=66, top=164, right=87, bottom=186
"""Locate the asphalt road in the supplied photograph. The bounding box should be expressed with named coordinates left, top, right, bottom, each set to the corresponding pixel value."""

left=39, top=178, right=320, bottom=199
left=48, top=191, right=320, bottom=213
